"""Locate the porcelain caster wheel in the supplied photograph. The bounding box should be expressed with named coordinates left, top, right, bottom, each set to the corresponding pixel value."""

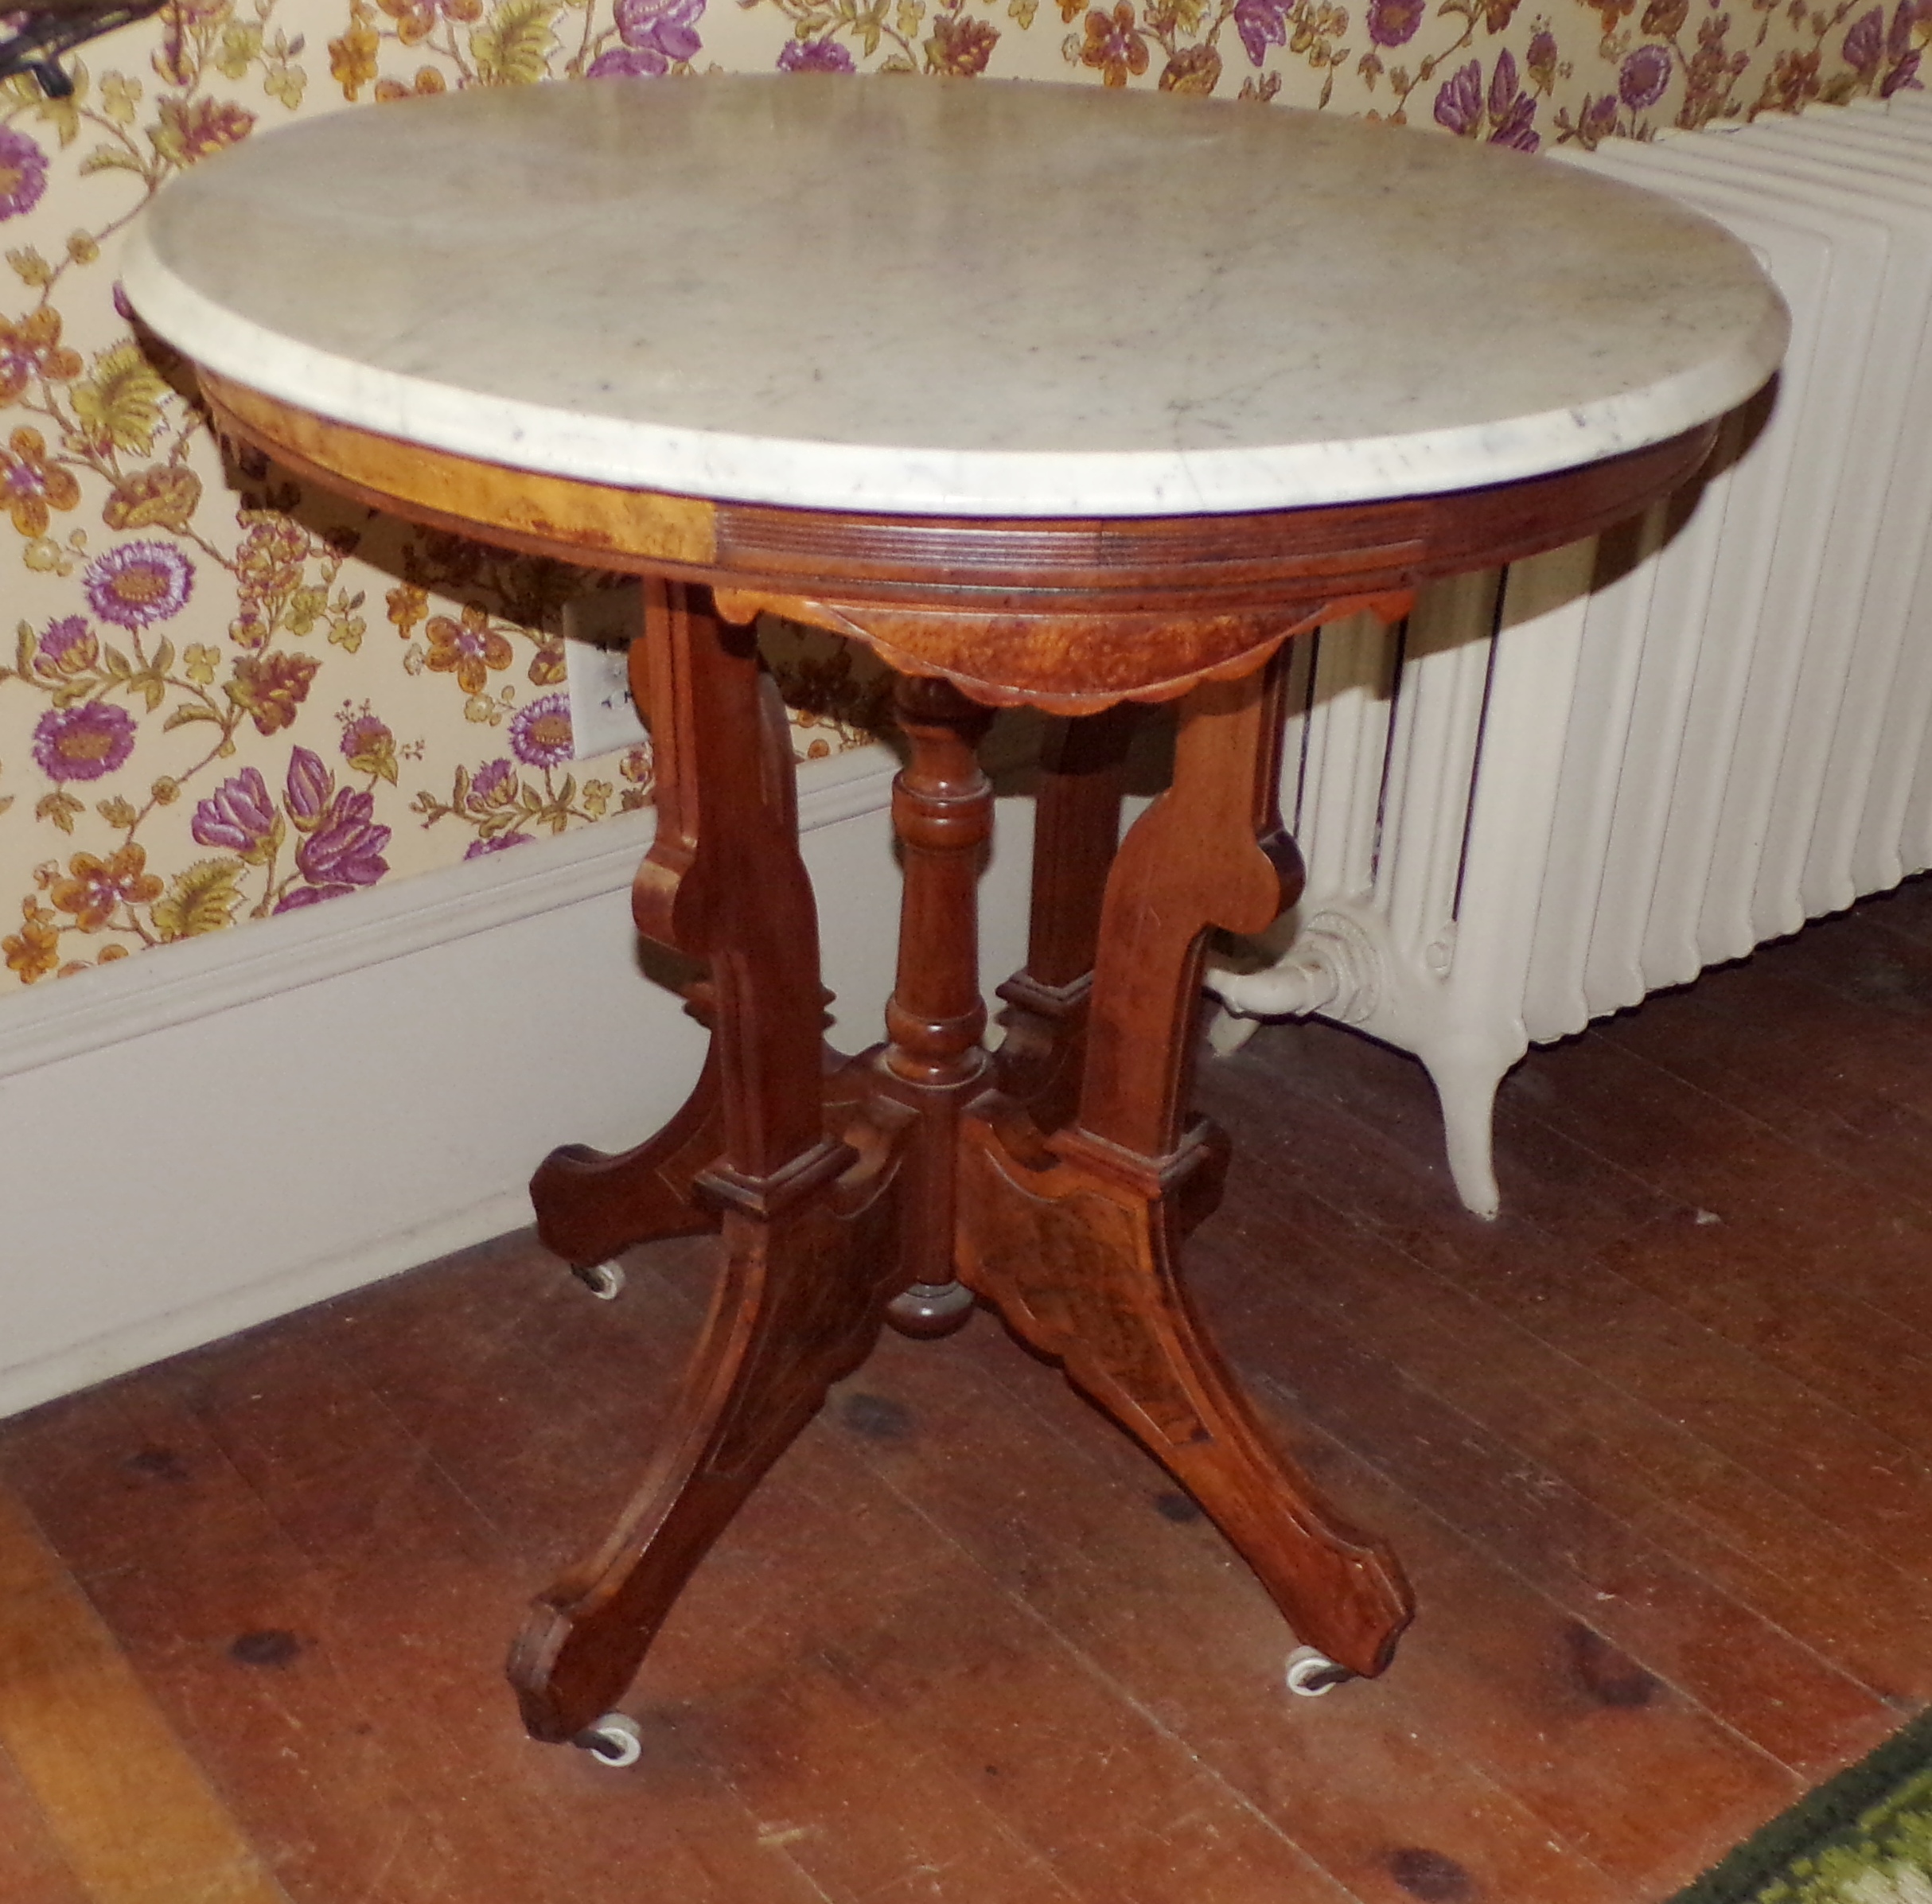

left=575, top=1713, right=643, bottom=1766
left=571, top=1260, right=626, bottom=1301
left=1285, top=1645, right=1353, bottom=1698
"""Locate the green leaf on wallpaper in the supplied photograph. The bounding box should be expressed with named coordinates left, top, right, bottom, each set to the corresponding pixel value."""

left=78, top=146, right=147, bottom=177
left=469, top=0, right=559, bottom=86
left=151, top=859, right=243, bottom=942
left=35, top=790, right=84, bottom=834
left=71, top=345, right=171, bottom=457
left=96, top=796, right=139, bottom=829
left=216, top=21, right=264, bottom=80
left=162, top=703, right=221, bottom=730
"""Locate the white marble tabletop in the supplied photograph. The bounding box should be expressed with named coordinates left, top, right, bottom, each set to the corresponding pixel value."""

left=123, top=76, right=1786, bottom=519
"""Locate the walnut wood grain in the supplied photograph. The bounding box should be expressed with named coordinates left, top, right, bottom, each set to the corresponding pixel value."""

left=199, top=371, right=1719, bottom=708
left=958, top=652, right=1412, bottom=1680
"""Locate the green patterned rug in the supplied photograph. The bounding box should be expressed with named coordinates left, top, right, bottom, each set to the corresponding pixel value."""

left=1669, top=1707, right=1932, bottom=1903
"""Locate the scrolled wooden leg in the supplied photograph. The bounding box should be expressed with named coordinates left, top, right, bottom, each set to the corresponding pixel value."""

left=512, top=583, right=880, bottom=1738
left=511, top=1143, right=899, bottom=1741
left=528, top=1001, right=725, bottom=1273
left=528, top=586, right=832, bottom=1273
left=960, top=649, right=1413, bottom=1680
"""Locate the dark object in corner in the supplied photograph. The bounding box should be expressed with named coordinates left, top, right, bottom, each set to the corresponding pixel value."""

left=1, top=0, right=167, bottom=99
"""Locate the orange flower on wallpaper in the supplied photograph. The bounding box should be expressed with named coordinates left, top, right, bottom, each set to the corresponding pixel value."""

left=1081, top=4, right=1150, bottom=84
left=0, top=427, right=80, bottom=537
left=927, top=11, right=1001, bottom=72
left=374, top=67, right=451, bottom=99
left=425, top=604, right=514, bottom=695
left=2, top=908, right=60, bottom=984
left=49, top=845, right=164, bottom=933
left=379, top=0, right=481, bottom=45
left=0, top=309, right=84, bottom=407
left=227, top=651, right=321, bottom=735
left=1159, top=43, right=1221, bottom=90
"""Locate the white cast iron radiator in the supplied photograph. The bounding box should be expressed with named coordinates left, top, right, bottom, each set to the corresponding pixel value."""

left=1206, top=98, right=1932, bottom=1217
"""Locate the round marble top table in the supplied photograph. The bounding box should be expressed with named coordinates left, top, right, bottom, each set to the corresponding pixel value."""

left=125, top=76, right=1786, bottom=1757
left=126, top=74, right=1784, bottom=519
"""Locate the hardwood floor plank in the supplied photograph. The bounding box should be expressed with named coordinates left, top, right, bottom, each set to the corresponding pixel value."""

left=4, top=885, right=1931, bottom=1904
left=0, top=1364, right=829, bottom=1904
left=1206, top=1178, right=1932, bottom=1702
left=1213, top=1049, right=1932, bottom=1582
left=0, top=1739, right=90, bottom=1904
left=820, top=1326, right=1634, bottom=1904
left=0, top=1486, right=290, bottom=1904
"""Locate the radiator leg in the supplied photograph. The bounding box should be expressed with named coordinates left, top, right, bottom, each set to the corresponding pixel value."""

left=1414, top=1035, right=1519, bottom=1221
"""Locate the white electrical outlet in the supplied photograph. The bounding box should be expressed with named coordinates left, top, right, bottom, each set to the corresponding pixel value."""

left=561, top=581, right=649, bottom=759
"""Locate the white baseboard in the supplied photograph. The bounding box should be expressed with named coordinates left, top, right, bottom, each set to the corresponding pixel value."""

left=0, top=745, right=1037, bottom=1420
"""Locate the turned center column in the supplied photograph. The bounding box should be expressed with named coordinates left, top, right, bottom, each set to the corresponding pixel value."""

left=879, top=676, right=996, bottom=1337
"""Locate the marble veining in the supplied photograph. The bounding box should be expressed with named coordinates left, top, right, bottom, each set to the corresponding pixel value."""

left=123, top=76, right=1789, bottom=518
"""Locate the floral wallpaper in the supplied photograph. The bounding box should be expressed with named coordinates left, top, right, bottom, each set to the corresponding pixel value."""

left=0, top=0, right=1921, bottom=989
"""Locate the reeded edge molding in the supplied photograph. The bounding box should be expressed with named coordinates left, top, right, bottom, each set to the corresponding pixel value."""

left=0, top=742, right=899, bottom=1082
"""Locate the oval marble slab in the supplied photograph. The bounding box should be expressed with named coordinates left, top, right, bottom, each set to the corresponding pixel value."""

left=123, top=76, right=1787, bottom=517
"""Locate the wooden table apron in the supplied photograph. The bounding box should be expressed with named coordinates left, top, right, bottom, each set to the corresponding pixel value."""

left=201, top=369, right=1720, bottom=1741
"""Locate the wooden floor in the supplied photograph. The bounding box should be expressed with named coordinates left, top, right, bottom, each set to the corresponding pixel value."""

left=7, top=883, right=1932, bottom=1904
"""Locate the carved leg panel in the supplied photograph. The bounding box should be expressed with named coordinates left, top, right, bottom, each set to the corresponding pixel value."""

left=527, top=586, right=825, bottom=1267
left=961, top=652, right=1412, bottom=1678
left=960, top=1107, right=1411, bottom=1679
left=528, top=1038, right=724, bottom=1269
left=511, top=1143, right=900, bottom=1741
left=995, top=703, right=1135, bottom=1134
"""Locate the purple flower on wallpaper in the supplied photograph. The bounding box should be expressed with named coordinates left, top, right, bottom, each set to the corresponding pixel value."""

left=588, top=45, right=670, bottom=76
left=1233, top=0, right=1291, bottom=65
left=614, top=0, right=703, bottom=60
left=465, top=832, right=533, bottom=858
left=294, top=786, right=391, bottom=890
left=1889, top=0, right=1927, bottom=59
left=777, top=36, right=855, bottom=70
left=1579, top=93, right=1620, bottom=142
left=0, top=127, right=49, bottom=222
left=31, top=702, right=135, bottom=783
left=285, top=746, right=335, bottom=826
left=1844, top=6, right=1885, bottom=75
left=1365, top=0, right=1424, bottom=46
left=81, top=540, right=194, bottom=631
left=508, top=694, right=575, bottom=769
left=1618, top=43, right=1673, bottom=109
left=1881, top=49, right=1922, bottom=92
left=1434, top=60, right=1484, bottom=135
left=468, top=757, right=519, bottom=808
left=274, top=884, right=349, bottom=913
left=193, top=767, right=279, bottom=855
left=33, top=615, right=97, bottom=677
left=1488, top=52, right=1541, bottom=150
left=37, top=615, right=89, bottom=656
left=1882, top=0, right=1924, bottom=90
